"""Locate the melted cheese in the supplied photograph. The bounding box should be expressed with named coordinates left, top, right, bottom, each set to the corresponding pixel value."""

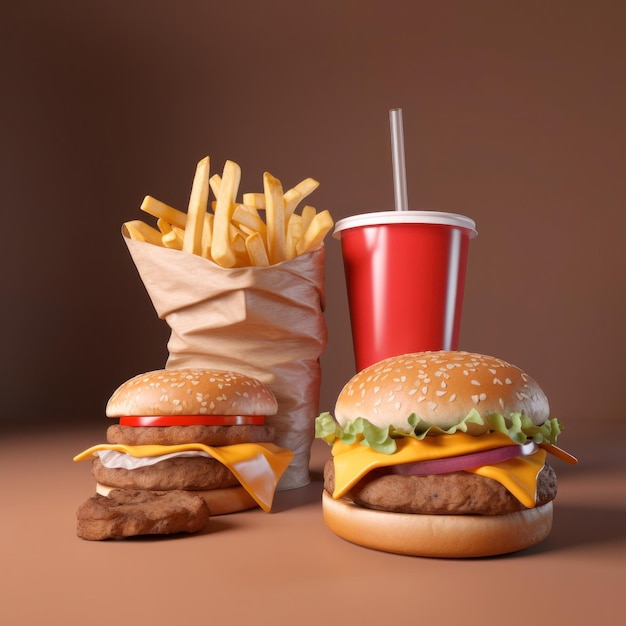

left=331, top=433, right=550, bottom=508
left=74, top=442, right=293, bottom=512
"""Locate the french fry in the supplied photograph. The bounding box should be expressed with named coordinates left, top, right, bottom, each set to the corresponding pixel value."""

left=162, top=228, right=184, bottom=250
left=223, top=225, right=249, bottom=266
left=264, top=172, right=286, bottom=264
left=245, top=231, right=270, bottom=267
left=182, top=156, right=210, bottom=255
left=211, top=160, right=242, bottom=267
left=283, top=190, right=302, bottom=220
left=237, top=223, right=255, bottom=237
left=232, top=204, right=267, bottom=240
left=209, top=173, right=222, bottom=199
left=123, top=220, right=164, bottom=247
left=141, top=196, right=187, bottom=229
left=157, top=219, right=184, bottom=249
left=300, top=204, right=316, bottom=233
left=201, top=213, right=214, bottom=258
left=156, top=218, right=172, bottom=234
left=286, top=214, right=303, bottom=260
left=242, top=192, right=265, bottom=209
left=283, top=178, right=319, bottom=219
left=295, top=209, right=334, bottom=255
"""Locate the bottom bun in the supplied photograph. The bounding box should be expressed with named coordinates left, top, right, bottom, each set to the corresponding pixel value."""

left=322, top=490, right=553, bottom=558
left=96, top=483, right=258, bottom=516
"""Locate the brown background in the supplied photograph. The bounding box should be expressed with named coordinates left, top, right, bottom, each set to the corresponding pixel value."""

left=2, top=0, right=625, bottom=429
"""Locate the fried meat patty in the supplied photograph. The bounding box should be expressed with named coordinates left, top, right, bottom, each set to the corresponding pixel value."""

left=323, top=459, right=557, bottom=515
left=107, top=423, right=274, bottom=446
left=76, top=489, right=211, bottom=540
left=92, top=455, right=239, bottom=491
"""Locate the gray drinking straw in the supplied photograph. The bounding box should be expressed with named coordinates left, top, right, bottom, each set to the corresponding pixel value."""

left=389, top=108, right=409, bottom=211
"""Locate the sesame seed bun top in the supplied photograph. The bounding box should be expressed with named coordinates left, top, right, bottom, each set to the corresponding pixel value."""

left=334, top=351, right=549, bottom=433
left=106, top=368, right=278, bottom=417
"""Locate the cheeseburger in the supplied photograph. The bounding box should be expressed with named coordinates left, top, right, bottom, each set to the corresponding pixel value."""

left=315, top=351, right=577, bottom=557
left=75, top=368, right=293, bottom=540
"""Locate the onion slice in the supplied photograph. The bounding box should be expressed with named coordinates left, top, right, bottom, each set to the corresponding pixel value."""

left=391, top=441, right=538, bottom=476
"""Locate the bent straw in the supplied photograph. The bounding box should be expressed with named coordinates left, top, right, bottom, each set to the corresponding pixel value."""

left=389, top=108, right=409, bottom=211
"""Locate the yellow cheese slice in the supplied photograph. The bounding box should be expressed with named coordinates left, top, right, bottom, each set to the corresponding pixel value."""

left=330, top=433, right=548, bottom=508
left=74, top=442, right=293, bottom=512
left=467, top=450, right=546, bottom=508
left=331, top=432, right=517, bottom=496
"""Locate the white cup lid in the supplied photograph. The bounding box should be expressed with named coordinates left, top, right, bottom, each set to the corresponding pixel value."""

left=333, top=210, right=478, bottom=239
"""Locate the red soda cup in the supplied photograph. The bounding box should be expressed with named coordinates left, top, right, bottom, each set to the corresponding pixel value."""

left=334, top=211, right=477, bottom=371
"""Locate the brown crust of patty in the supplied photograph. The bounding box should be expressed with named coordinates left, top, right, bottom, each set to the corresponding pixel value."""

left=92, top=455, right=240, bottom=491
left=323, top=459, right=557, bottom=515
left=106, top=423, right=275, bottom=446
left=76, top=489, right=211, bottom=541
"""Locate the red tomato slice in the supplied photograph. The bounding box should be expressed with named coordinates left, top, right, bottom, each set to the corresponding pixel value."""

left=119, top=415, right=266, bottom=427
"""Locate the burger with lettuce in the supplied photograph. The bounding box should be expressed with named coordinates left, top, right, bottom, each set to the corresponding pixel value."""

left=315, top=351, right=577, bottom=558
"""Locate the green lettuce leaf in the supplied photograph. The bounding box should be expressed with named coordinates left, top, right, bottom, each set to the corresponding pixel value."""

left=314, top=409, right=563, bottom=454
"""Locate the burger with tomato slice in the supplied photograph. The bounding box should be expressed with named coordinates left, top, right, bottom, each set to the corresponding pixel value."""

left=74, top=368, right=293, bottom=540
left=315, top=351, right=577, bottom=557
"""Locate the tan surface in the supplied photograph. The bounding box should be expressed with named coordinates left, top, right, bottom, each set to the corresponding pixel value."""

left=1, top=419, right=624, bottom=626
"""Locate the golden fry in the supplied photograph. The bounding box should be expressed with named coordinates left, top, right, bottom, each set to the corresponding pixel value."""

left=232, top=204, right=267, bottom=240
left=286, top=214, right=303, bottom=260
left=162, top=228, right=184, bottom=250
left=209, top=173, right=222, bottom=199
left=245, top=231, right=270, bottom=267
left=232, top=231, right=250, bottom=267
left=264, top=172, right=286, bottom=264
left=212, top=160, right=242, bottom=267
left=123, top=220, right=164, bottom=247
left=182, top=156, right=210, bottom=255
left=141, top=196, right=187, bottom=229
left=284, top=178, right=319, bottom=219
left=201, top=213, right=214, bottom=258
left=296, top=209, right=334, bottom=255
left=242, top=192, right=264, bottom=209
left=300, top=205, right=316, bottom=233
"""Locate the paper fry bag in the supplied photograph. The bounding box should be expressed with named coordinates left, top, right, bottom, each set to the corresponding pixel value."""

left=123, top=235, right=328, bottom=489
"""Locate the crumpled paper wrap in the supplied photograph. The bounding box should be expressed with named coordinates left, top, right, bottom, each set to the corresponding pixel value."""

left=123, top=235, right=327, bottom=489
